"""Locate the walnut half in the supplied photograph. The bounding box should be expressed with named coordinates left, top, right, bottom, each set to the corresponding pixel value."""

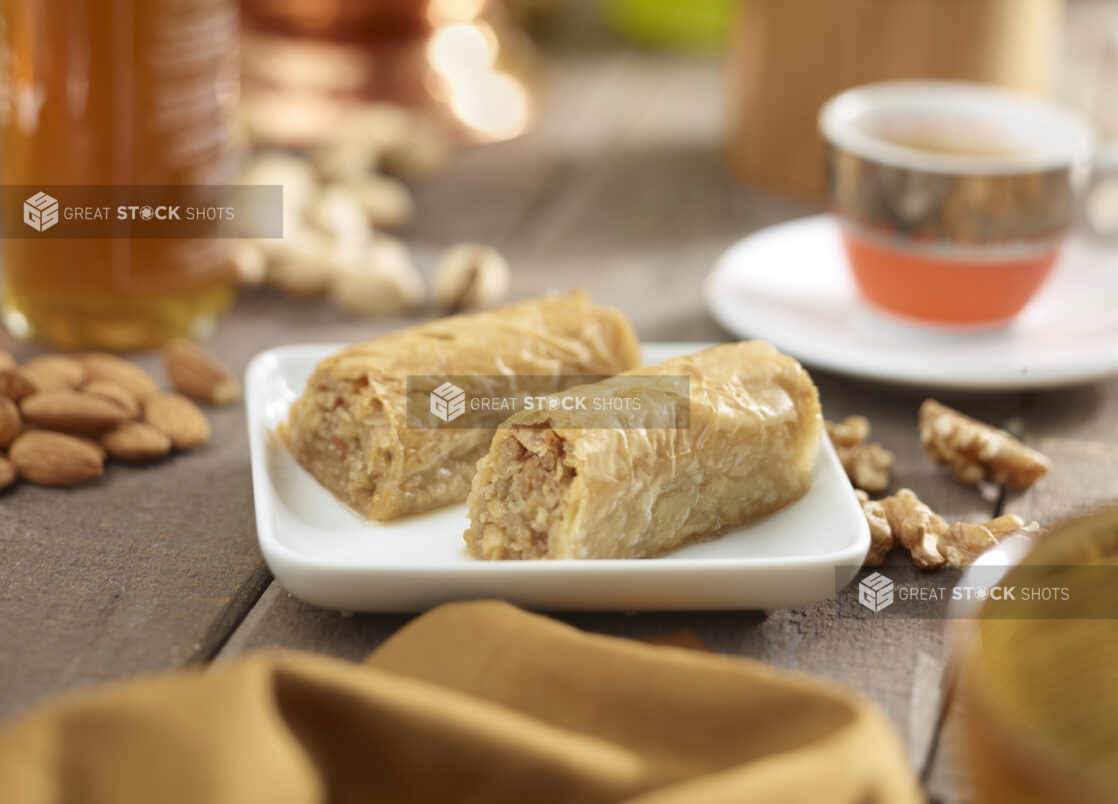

left=855, top=488, right=1043, bottom=570
left=918, top=399, right=1051, bottom=489
left=827, top=415, right=895, bottom=494
left=939, top=515, right=1044, bottom=569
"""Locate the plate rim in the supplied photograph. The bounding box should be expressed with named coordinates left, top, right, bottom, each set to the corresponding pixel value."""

left=704, top=214, right=1118, bottom=391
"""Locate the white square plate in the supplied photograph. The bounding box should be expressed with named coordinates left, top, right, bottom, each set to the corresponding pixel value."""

left=246, top=342, right=870, bottom=612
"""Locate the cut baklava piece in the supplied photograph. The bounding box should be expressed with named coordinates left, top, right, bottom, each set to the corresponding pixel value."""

left=285, top=292, right=640, bottom=520
left=465, top=341, right=822, bottom=559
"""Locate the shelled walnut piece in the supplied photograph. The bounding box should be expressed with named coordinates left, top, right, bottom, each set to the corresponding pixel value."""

left=940, top=516, right=1044, bottom=569
left=855, top=488, right=1043, bottom=569
left=0, top=342, right=233, bottom=491
left=919, top=399, right=1051, bottom=488
left=826, top=415, right=894, bottom=493
left=880, top=489, right=949, bottom=569
left=855, top=490, right=893, bottom=567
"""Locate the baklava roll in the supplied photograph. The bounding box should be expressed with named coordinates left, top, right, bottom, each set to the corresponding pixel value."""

left=285, top=292, right=640, bottom=520
left=465, top=341, right=822, bottom=559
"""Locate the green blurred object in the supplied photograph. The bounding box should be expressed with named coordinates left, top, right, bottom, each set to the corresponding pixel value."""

left=602, top=0, right=733, bottom=51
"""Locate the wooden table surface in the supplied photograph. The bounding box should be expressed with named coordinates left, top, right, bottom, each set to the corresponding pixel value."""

left=2, top=4, right=1117, bottom=802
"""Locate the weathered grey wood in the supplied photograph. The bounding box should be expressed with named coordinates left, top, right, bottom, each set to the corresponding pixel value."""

left=0, top=360, right=261, bottom=721
left=217, top=584, right=412, bottom=661
left=923, top=694, right=971, bottom=804
left=1005, top=377, right=1118, bottom=524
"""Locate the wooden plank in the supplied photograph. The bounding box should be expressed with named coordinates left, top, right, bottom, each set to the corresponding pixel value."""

left=923, top=694, right=971, bottom=804
left=218, top=584, right=412, bottom=661
left=0, top=346, right=262, bottom=721
left=1005, top=377, right=1118, bottom=524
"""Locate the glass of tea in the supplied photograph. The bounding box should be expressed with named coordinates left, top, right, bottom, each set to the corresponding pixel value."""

left=820, top=81, right=1095, bottom=328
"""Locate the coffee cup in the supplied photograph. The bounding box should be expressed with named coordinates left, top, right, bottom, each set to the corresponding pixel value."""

left=820, top=81, right=1095, bottom=327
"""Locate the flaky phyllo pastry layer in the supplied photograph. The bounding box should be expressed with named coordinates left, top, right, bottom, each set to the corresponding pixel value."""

left=285, top=292, right=640, bottom=520
left=465, top=341, right=823, bottom=559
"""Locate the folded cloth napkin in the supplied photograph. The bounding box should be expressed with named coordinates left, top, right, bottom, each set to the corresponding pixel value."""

left=0, top=601, right=921, bottom=803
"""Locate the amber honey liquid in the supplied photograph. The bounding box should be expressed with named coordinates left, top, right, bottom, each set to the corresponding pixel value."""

left=1, top=0, right=238, bottom=351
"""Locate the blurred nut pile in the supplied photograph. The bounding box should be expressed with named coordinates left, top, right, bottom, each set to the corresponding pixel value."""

left=235, top=104, right=511, bottom=315
left=0, top=341, right=239, bottom=491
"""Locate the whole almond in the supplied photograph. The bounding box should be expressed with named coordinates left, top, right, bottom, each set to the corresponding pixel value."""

left=144, top=392, right=211, bottom=450
left=0, top=456, right=16, bottom=491
left=77, top=353, right=161, bottom=400
left=23, top=354, right=87, bottom=390
left=0, top=349, right=14, bottom=370
left=0, top=396, right=22, bottom=449
left=21, top=390, right=133, bottom=433
left=73, top=434, right=108, bottom=461
left=163, top=339, right=241, bottom=405
left=84, top=380, right=141, bottom=419
left=0, top=366, right=41, bottom=401
left=100, top=422, right=173, bottom=463
left=10, top=430, right=104, bottom=487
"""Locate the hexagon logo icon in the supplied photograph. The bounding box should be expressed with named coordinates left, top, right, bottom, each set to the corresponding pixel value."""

left=858, top=571, right=894, bottom=613
left=430, top=381, right=466, bottom=423
left=24, top=191, right=59, bottom=232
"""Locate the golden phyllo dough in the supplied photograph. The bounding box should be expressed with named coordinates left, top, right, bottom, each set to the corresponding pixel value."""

left=465, top=341, right=822, bottom=559
left=286, top=292, right=640, bottom=520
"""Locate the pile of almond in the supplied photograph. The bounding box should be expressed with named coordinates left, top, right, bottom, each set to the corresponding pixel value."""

left=0, top=340, right=239, bottom=491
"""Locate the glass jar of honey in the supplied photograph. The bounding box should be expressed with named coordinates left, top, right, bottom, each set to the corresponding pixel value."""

left=0, top=0, right=238, bottom=351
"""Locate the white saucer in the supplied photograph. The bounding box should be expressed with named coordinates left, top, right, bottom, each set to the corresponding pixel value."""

left=704, top=215, right=1118, bottom=390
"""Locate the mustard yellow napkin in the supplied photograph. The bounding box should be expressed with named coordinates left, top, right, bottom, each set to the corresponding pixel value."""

left=0, top=601, right=921, bottom=803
